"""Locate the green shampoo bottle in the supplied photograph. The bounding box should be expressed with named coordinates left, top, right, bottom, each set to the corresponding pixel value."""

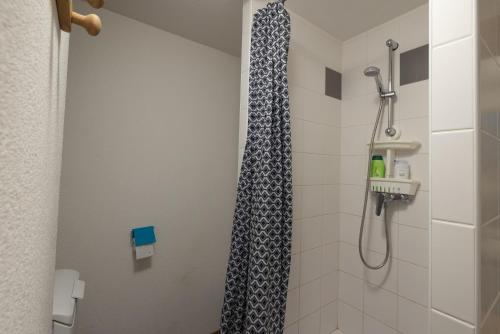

left=371, top=155, right=385, bottom=178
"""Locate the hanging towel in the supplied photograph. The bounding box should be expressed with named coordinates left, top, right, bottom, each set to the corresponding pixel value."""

left=220, top=1, right=292, bottom=333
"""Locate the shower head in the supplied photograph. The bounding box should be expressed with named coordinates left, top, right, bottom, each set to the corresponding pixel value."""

left=363, top=66, right=380, bottom=77
left=364, top=66, right=384, bottom=94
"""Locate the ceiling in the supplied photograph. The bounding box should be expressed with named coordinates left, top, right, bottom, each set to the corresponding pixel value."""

left=103, top=0, right=428, bottom=57
left=104, top=0, right=244, bottom=56
left=286, top=0, right=428, bottom=40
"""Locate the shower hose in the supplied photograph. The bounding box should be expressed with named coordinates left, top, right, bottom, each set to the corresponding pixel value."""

left=358, top=98, right=391, bottom=270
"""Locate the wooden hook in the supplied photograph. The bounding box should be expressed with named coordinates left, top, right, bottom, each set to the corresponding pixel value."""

left=71, top=12, right=102, bottom=36
left=86, top=0, right=104, bottom=9
left=55, top=0, right=103, bottom=36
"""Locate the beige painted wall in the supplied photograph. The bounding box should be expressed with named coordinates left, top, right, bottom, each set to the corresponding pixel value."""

left=0, top=2, right=69, bottom=334
left=56, top=9, right=240, bottom=334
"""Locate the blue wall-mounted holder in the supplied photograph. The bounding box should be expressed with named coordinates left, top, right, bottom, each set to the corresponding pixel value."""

left=131, top=226, right=156, bottom=260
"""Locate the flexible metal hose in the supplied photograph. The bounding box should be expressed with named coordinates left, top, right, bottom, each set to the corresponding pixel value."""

left=358, top=98, right=391, bottom=270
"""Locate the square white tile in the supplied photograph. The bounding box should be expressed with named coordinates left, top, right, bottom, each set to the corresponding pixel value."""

left=289, top=254, right=300, bottom=290
left=291, top=118, right=305, bottom=153
left=301, top=185, right=324, bottom=218
left=398, top=80, right=429, bottom=120
left=340, top=185, right=364, bottom=216
left=323, top=155, right=340, bottom=186
left=399, top=117, right=429, bottom=154
left=397, top=191, right=430, bottom=230
left=339, top=302, right=363, bottom=334
left=299, top=279, right=321, bottom=317
left=339, top=271, right=363, bottom=310
left=342, top=34, right=368, bottom=72
left=303, top=154, right=325, bottom=186
left=286, top=288, right=300, bottom=325
left=364, top=284, right=398, bottom=328
left=320, top=270, right=338, bottom=306
left=340, top=155, right=365, bottom=186
left=398, top=260, right=429, bottom=306
left=363, top=252, right=398, bottom=293
left=431, top=0, right=473, bottom=46
left=339, top=213, right=361, bottom=246
left=320, top=302, right=338, bottom=334
left=399, top=4, right=429, bottom=52
left=339, top=242, right=363, bottom=278
left=301, top=247, right=323, bottom=284
left=321, top=243, right=339, bottom=275
left=431, top=38, right=474, bottom=131
left=322, top=214, right=339, bottom=245
left=431, top=131, right=475, bottom=224
left=298, top=309, right=321, bottom=334
left=302, top=216, right=323, bottom=251
left=292, top=219, right=302, bottom=254
left=431, top=220, right=475, bottom=323
left=303, top=121, right=327, bottom=154
left=340, top=125, right=370, bottom=156
left=398, top=225, right=429, bottom=267
left=398, top=297, right=429, bottom=334
left=288, top=50, right=325, bottom=94
left=324, top=185, right=340, bottom=215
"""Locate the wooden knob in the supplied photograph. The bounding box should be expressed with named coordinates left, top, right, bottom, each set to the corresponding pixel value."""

left=71, top=12, right=102, bottom=36
left=86, top=0, right=104, bottom=9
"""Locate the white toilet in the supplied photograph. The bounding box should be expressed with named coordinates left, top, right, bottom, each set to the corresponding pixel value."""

left=52, top=269, right=85, bottom=334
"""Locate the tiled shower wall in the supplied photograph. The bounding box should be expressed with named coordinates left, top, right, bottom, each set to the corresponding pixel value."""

left=240, top=3, right=433, bottom=334
left=429, top=0, right=479, bottom=333
left=240, top=2, right=342, bottom=334
left=478, top=0, right=500, bottom=332
left=338, top=5, right=430, bottom=334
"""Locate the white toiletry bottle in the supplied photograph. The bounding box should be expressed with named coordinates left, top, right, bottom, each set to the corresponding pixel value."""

left=394, top=160, right=410, bottom=179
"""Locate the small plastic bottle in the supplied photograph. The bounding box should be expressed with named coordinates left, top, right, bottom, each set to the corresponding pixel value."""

left=371, top=155, right=385, bottom=178
left=394, top=160, right=410, bottom=179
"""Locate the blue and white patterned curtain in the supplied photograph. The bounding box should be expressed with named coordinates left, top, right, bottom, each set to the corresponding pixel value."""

left=221, top=1, right=292, bottom=333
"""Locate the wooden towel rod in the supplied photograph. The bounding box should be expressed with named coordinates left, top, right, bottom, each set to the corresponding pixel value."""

left=56, top=0, right=103, bottom=36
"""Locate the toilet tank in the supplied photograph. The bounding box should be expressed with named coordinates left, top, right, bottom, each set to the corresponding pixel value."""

left=52, top=269, right=85, bottom=334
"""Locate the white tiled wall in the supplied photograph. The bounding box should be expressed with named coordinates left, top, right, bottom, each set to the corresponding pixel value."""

left=241, top=2, right=342, bottom=333
left=430, top=0, right=481, bottom=332
left=477, top=0, right=500, bottom=332
left=338, top=5, right=430, bottom=334
left=241, top=2, right=488, bottom=334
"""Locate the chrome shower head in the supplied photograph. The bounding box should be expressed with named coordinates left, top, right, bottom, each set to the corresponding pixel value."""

left=363, top=66, right=380, bottom=77
left=364, top=66, right=384, bottom=94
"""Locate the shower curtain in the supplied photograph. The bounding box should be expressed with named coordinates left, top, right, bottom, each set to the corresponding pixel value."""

left=221, top=1, right=292, bottom=333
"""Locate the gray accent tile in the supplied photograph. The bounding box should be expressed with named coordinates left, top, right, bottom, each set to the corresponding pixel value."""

left=325, top=67, right=342, bottom=100
left=400, top=44, right=429, bottom=86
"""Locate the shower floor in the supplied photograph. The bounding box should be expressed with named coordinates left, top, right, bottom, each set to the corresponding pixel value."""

left=332, top=330, right=343, bottom=334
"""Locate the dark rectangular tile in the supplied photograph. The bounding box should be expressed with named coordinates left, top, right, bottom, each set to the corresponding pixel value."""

left=400, top=44, right=429, bottom=86
left=325, top=67, right=342, bottom=100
